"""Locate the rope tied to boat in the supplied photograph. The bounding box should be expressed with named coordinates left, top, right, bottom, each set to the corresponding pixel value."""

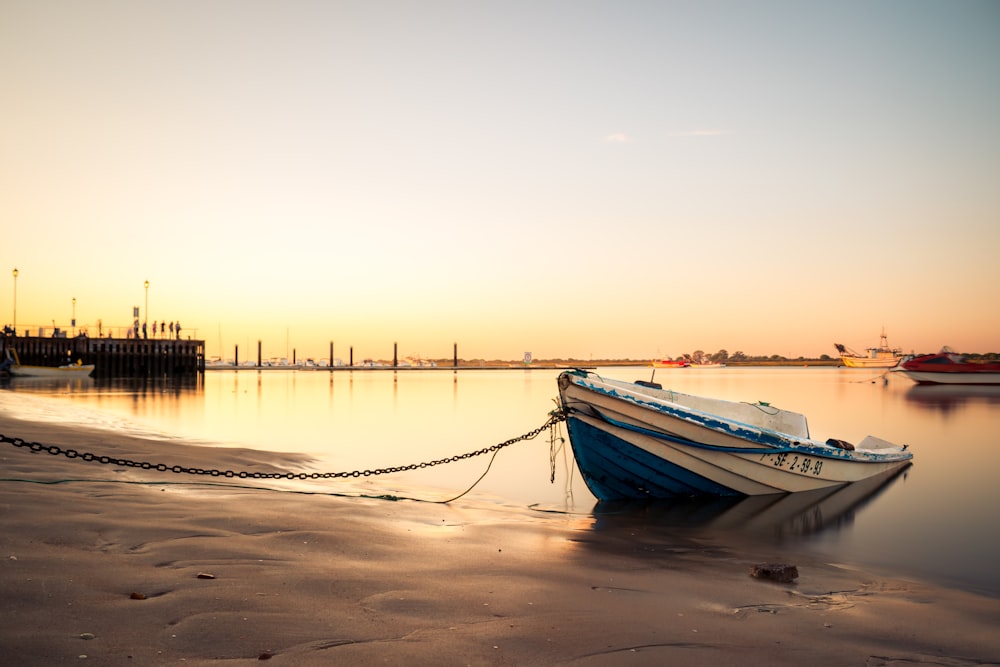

left=0, top=410, right=568, bottom=483
left=548, top=403, right=568, bottom=483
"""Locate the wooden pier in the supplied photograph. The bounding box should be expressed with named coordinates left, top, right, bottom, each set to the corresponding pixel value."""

left=2, top=335, right=205, bottom=378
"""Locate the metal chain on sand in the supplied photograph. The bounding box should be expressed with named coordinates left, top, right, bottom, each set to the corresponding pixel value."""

left=0, top=410, right=567, bottom=481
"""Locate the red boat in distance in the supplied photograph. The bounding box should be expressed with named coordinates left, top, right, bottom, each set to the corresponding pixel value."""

left=895, top=348, right=1000, bottom=385
left=651, top=358, right=691, bottom=368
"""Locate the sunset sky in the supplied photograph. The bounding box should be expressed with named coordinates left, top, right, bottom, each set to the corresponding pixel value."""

left=2, top=1, right=998, bottom=362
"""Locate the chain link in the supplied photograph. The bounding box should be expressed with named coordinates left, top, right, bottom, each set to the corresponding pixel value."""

left=0, top=411, right=567, bottom=482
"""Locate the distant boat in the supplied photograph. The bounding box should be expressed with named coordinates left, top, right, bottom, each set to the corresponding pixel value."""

left=2, top=349, right=95, bottom=378
left=689, top=361, right=726, bottom=369
left=834, top=329, right=904, bottom=368
left=893, top=348, right=1000, bottom=385
left=651, top=358, right=690, bottom=368
left=557, top=369, right=912, bottom=500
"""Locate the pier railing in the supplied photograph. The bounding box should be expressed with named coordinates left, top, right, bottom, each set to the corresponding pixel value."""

left=9, top=323, right=197, bottom=341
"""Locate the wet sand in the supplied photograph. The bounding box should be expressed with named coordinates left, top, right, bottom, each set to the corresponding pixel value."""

left=1, top=414, right=998, bottom=666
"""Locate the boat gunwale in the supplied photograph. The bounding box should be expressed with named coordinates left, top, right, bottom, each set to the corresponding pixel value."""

left=560, top=370, right=912, bottom=464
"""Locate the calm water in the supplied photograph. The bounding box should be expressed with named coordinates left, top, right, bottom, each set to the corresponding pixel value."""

left=2, top=366, right=998, bottom=597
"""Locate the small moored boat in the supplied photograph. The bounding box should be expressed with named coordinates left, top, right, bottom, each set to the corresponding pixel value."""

left=2, top=349, right=95, bottom=378
left=651, top=358, right=690, bottom=368
left=893, top=348, right=1000, bottom=385
left=834, top=329, right=904, bottom=368
left=556, top=369, right=912, bottom=500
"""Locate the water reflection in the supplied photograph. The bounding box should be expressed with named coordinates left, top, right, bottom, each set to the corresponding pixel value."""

left=904, top=384, right=1000, bottom=412
left=2, top=367, right=998, bottom=596
left=1, top=374, right=203, bottom=397
left=99, top=375, right=204, bottom=396
left=0, top=375, right=96, bottom=393
left=588, top=465, right=910, bottom=543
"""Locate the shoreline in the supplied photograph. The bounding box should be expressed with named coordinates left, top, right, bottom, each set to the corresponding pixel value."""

left=203, top=360, right=847, bottom=371
left=2, top=412, right=999, bottom=665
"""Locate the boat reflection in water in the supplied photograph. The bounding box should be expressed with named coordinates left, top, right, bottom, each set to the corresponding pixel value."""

left=0, top=375, right=95, bottom=392
left=585, top=464, right=910, bottom=545
left=903, top=384, right=1000, bottom=412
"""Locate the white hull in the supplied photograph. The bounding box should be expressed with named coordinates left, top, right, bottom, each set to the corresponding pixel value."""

left=569, top=411, right=909, bottom=495
left=9, top=364, right=95, bottom=378
left=841, top=356, right=902, bottom=369
left=894, top=369, right=1000, bottom=385
left=557, top=370, right=912, bottom=500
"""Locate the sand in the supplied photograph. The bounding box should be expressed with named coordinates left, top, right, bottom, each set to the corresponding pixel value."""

left=1, top=414, right=998, bottom=666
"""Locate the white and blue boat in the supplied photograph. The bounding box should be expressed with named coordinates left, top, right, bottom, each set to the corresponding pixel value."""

left=557, top=369, right=912, bottom=500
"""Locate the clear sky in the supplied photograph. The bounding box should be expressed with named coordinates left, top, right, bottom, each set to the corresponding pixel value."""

left=2, top=1, right=998, bottom=362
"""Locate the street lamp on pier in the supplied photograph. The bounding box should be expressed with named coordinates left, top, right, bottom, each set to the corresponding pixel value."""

left=72, top=297, right=76, bottom=336
left=11, top=268, right=18, bottom=334
left=144, top=280, right=149, bottom=337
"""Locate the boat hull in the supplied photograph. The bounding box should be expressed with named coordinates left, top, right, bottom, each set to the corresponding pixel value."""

left=895, top=369, right=1000, bottom=385
left=895, top=352, right=1000, bottom=385
left=8, top=364, right=95, bottom=378
left=558, top=370, right=911, bottom=500
left=840, top=356, right=902, bottom=369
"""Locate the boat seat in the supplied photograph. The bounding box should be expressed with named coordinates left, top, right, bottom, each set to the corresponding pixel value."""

left=825, top=438, right=855, bottom=451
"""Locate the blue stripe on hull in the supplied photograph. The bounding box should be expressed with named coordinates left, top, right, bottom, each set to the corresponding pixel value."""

left=566, top=416, right=741, bottom=500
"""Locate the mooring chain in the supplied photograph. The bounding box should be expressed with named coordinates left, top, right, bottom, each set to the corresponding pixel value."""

left=0, top=411, right=567, bottom=481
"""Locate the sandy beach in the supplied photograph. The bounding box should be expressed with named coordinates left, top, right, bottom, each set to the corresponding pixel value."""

left=2, top=413, right=998, bottom=666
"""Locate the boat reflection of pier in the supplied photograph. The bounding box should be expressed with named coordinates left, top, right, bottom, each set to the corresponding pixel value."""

left=586, top=465, right=910, bottom=544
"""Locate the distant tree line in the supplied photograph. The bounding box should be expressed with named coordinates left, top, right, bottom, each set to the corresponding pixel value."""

left=518, top=348, right=1000, bottom=365
left=419, top=349, right=999, bottom=367
left=685, top=349, right=999, bottom=362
